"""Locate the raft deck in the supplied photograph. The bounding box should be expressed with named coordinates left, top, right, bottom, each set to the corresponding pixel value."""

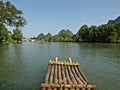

left=41, top=57, right=96, bottom=90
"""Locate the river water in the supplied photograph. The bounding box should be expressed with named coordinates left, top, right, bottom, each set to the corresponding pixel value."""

left=0, top=42, right=120, bottom=90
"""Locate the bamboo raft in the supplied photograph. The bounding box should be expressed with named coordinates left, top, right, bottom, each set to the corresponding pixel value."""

left=40, top=57, right=96, bottom=90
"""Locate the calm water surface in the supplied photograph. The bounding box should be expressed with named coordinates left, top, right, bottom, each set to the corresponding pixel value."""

left=0, top=42, right=120, bottom=90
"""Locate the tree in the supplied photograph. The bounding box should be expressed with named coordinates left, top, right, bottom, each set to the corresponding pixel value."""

left=115, top=23, right=120, bottom=41
left=89, top=25, right=98, bottom=42
left=12, top=29, right=23, bottom=42
left=78, top=25, right=90, bottom=41
left=45, top=33, right=52, bottom=41
left=76, top=25, right=89, bottom=41
left=0, top=1, right=26, bottom=28
left=0, top=23, right=9, bottom=42
left=0, top=1, right=26, bottom=43
left=56, top=29, right=73, bottom=42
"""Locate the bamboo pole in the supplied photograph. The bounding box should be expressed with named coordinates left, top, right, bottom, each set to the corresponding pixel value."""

left=71, top=66, right=82, bottom=90
left=77, top=66, right=89, bottom=83
left=61, top=64, right=68, bottom=90
left=61, top=65, right=67, bottom=84
left=41, top=87, right=46, bottom=90
left=49, top=64, right=54, bottom=84
left=55, top=57, right=58, bottom=62
left=58, top=64, right=63, bottom=90
left=67, top=65, right=77, bottom=84
left=67, top=65, right=77, bottom=90
left=67, top=58, right=77, bottom=90
left=64, top=65, right=73, bottom=84
left=41, top=84, right=96, bottom=88
left=82, top=88, right=86, bottom=90
left=68, top=57, right=72, bottom=63
left=71, top=65, right=83, bottom=84
left=58, top=64, right=62, bottom=84
left=41, top=62, right=52, bottom=90
left=53, top=64, right=58, bottom=90
left=54, top=64, right=58, bottom=84
left=44, top=64, right=51, bottom=83
left=47, top=64, right=55, bottom=90
left=64, top=65, right=72, bottom=90
left=49, top=61, right=79, bottom=66
left=74, top=66, right=86, bottom=84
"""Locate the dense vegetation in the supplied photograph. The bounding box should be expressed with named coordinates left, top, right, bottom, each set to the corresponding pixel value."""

left=1, top=0, right=119, bottom=43
left=0, top=1, right=26, bottom=43
left=35, top=16, right=120, bottom=43
left=76, top=23, right=120, bottom=42
left=36, top=29, right=74, bottom=42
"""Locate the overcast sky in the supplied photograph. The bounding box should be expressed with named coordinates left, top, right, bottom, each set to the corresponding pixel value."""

left=9, top=0, right=120, bottom=38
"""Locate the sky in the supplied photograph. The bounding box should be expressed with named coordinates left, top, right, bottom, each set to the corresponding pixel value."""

left=8, top=0, right=120, bottom=38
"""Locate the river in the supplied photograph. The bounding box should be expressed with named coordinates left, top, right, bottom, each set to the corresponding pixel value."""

left=0, top=42, right=120, bottom=90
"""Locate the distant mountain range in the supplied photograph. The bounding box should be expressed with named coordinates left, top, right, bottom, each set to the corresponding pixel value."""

left=107, top=16, right=120, bottom=24
left=36, top=16, right=120, bottom=42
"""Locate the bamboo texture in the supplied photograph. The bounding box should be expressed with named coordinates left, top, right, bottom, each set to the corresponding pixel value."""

left=41, top=57, right=96, bottom=90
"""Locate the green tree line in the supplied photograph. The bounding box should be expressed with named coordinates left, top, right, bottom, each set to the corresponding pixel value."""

left=36, top=23, right=120, bottom=43
left=0, top=1, right=26, bottom=43
left=76, top=23, right=120, bottom=42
